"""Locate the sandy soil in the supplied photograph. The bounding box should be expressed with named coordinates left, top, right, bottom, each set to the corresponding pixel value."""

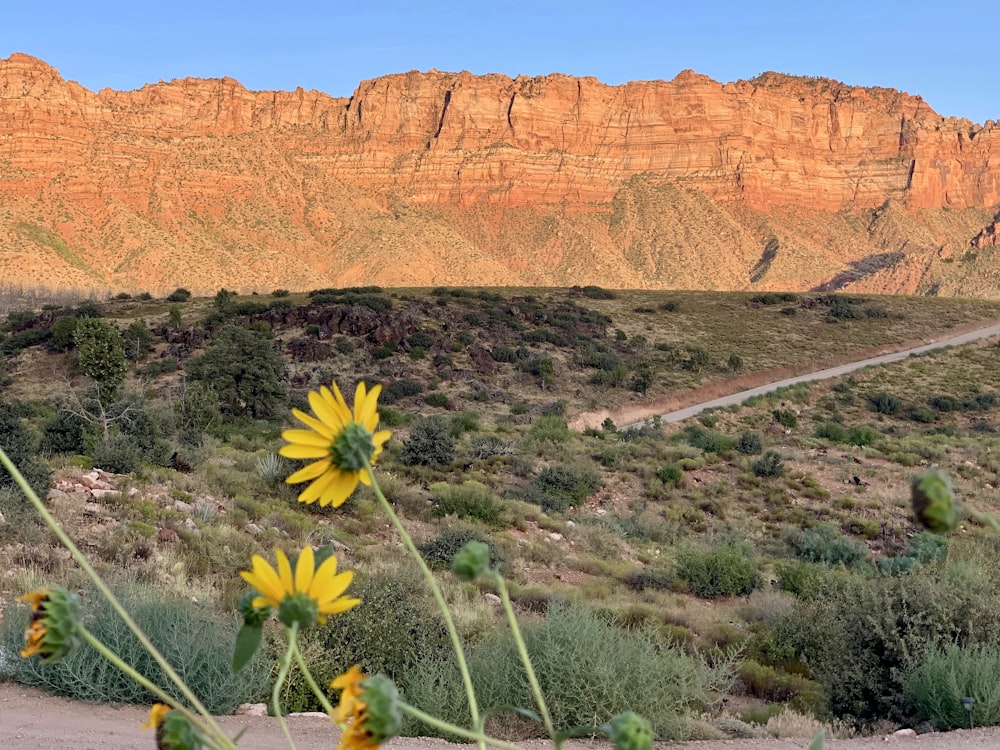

left=4, top=682, right=1000, bottom=750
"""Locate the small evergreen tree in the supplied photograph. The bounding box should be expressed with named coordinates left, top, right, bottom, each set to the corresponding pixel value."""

left=74, top=318, right=127, bottom=395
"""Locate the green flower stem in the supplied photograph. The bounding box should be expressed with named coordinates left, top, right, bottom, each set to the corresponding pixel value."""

left=365, top=462, right=485, bottom=748
left=77, top=625, right=236, bottom=750
left=398, top=702, right=525, bottom=750
left=292, top=636, right=334, bottom=715
left=272, top=621, right=300, bottom=750
left=491, top=573, right=555, bottom=741
left=0, top=448, right=228, bottom=740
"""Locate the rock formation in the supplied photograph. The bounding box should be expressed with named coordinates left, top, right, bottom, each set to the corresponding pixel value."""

left=0, top=53, right=998, bottom=295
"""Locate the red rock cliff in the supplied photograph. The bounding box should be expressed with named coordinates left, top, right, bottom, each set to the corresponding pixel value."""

left=0, top=53, right=998, bottom=294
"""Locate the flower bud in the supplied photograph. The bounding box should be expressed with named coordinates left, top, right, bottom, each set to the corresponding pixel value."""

left=360, top=674, right=402, bottom=744
left=278, top=591, right=319, bottom=630
left=452, top=540, right=491, bottom=582
left=332, top=421, right=378, bottom=472
left=239, top=590, right=271, bottom=627
left=605, top=711, right=653, bottom=750
left=911, top=469, right=960, bottom=534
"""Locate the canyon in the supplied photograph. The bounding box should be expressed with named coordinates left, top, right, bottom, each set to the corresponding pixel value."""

left=0, top=53, right=998, bottom=295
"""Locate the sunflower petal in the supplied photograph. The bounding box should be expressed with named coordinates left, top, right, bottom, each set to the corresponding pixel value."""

left=309, top=390, right=345, bottom=431
left=319, top=596, right=362, bottom=616
left=298, top=469, right=341, bottom=504
left=295, top=546, right=315, bottom=594
left=279, top=443, right=331, bottom=460
left=308, top=555, right=341, bottom=600
left=282, top=429, right=333, bottom=448
left=291, top=408, right=335, bottom=438
left=312, top=569, right=353, bottom=603
left=275, top=549, right=294, bottom=596
left=321, top=471, right=360, bottom=508
left=286, top=459, right=332, bottom=484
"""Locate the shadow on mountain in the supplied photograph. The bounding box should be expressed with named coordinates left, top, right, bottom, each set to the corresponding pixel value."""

left=810, top=251, right=905, bottom=292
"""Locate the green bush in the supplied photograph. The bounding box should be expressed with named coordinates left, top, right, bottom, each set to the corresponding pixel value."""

left=400, top=416, right=455, bottom=466
left=772, top=559, right=1000, bottom=725
left=404, top=604, right=737, bottom=741
left=74, top=318, right=127, bottom=394
left=418, top=528, right=505, bottom=571
left=281, top=571, right=449, bottom=712
left=683, top=425, right=734, bottom=454
left=531, top=415, right=570, bottom=442
left=0, top=398, right=51, bottom=497
left=165, top=288, right=192, bottom=302
left=905, top=644, right=1000, bottom=730
left=424, top=392, right=448, bottom=408
left=90, top=433, right=143, bottom=474
left=772, top=409, right=798, bottom=429
left=382, top=379, right=424, bottom=404
left=846, top=426, right=879, bottom=446
left=2, top=582, right=268, bottom=713
left=430, top=481, right=507, bottom=528
left=655, top=464, right=685, bottom=486
left=869, top=391, right=902, bottom=415
left=676, top=544, right=762, bottom=599
left=530, top=464, right=601, bottom=513
left=814, top=422, right=848, bottom=443
left=752, top=450, right=784, bottom=478
left=783, top=524, right=867, bottom=568
left=735, top=431, right=763, bottom=455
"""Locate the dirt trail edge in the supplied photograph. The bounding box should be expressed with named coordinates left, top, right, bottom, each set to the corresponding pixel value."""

left=4, top=683, right=1000, bottom=750
left=570, top=320, right=1000, bottom=431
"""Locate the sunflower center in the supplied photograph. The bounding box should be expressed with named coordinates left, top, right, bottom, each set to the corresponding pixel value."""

left=330, top=422, right=376, bottom=472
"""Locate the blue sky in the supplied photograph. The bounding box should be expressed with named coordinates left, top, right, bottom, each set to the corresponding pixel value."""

left=3, top=1, right=995, bottom=124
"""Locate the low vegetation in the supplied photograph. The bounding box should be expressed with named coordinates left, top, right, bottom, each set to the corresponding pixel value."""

left=3, top=285, right=1000, bottom=738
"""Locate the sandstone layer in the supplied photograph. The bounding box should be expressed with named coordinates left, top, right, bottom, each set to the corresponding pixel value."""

left=0, top=53, right=998, bottom=295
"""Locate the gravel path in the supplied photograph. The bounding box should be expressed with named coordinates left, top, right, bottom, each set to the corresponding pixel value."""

left=4, top=683, right=1000, bottom=750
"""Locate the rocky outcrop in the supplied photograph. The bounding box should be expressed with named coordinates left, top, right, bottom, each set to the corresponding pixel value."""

left=0, top=53, right=998, bottom=294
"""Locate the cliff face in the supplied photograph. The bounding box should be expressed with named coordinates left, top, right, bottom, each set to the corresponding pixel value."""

left=0, top=53, right=998, bottom=294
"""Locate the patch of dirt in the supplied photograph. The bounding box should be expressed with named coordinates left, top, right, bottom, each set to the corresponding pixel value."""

left=3, top=682, right=1000, bottom=750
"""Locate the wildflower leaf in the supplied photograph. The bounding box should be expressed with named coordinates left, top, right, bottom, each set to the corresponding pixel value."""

left=808, top=730, right=825, bottom=750
left=233, top=622, right=262, bottom=673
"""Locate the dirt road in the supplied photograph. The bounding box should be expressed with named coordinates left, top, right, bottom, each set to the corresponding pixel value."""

left=571, top=320, right=1000, bottom=431
left=3, top=683, right=1000, bottom=750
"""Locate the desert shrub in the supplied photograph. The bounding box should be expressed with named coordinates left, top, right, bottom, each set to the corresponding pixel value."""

left=0, top=398, right=51, bottom=497
left=404, top=604, right=738, bottom=741
left=418, top=528, right=505, bottom=572
left=783, top=524, right=867, bottom=568
left=579, top=285, right=615, bottom=300
left=773, top=560, right=828, bottom=597
left=530, top=464, right=601, bottom=513
left=656, top=464, right=685, bottom=486
left=683, top=425, right=734, bottom=454
left=424, top=392, right=448, bottom=408
left=165, top=287, right=192, bottom=302
left=676, top=544, right=762, bottom=599
left=868, top=391, right=902, bottom=415
left=382, top=378, right=424, bottom=404
left=928, top=395, right=962, bottom=412
left=430, top=481, right=506, bottom=528
left=90, top=433, right=143, bottom=474
left=449, top=412, right=480, bottom=436
left=814, top=422, right=848, bottom=443
left=334, top=337, right=356, bottom=355
left=772, top=560, right=1000, bottom=725
left=907, top=406, right=936, bottom=423
left=280, top=571, right=449, bottom=712
left=737, top=659, right=824, bottom=708
left=846, top=426, right=879, bottom=446
left=530, top=415, right=570, bottom=443
left=400, top=415, right=455, bottom=466
left=74, top=318, right=127, bottom=394
left=41, top=408, right=88, bottom=454
left=490, top=346, right=516, bottom=363
left=48, top=315, right=78, bottom=351
left=624, top=567, right=675, bottom=592
left=772, top=409, right=798, bottom=429
left=753, top=450, right=785, bottom=478
left=736, top=431, right=763, bottom=455
left=904, top=644, right=1000, bottom=730
left=906, top=532, right=948, bottom=564
left=2, top=581, right=268, bottom=712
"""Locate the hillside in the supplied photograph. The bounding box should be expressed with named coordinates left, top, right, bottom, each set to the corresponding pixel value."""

left=1, top=54, right=998, bottom=295
left=5, top=289, right=1000, bottom=738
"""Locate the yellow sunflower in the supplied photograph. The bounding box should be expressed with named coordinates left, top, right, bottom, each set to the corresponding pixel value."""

left=141, top=703, right=171, bottom=730
left=239, top=547, right=360, bottom=628
left=280, top=381, right=391, bottom=508
left=330, top=668, right=401, bottom=750
left=19, top=587, right=80, bottom=662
